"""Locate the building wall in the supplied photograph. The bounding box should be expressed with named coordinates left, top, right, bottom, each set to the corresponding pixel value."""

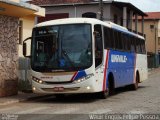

left=45, top=5, right=99, bottom=18
left=133, top=20, right=159, bottom=54
left=110, top=5, right=123, bottom=24
left=42, top=4, right=131, bottom=28
left=17, top=6, right=45, bottom=91
left=75, top=5, right=99, bottom=18
left=0, top=15, right=19, bottom=97
left=12, top=0, right=20, bottom=2
left=158, top=20, right=160, bottom=37
left=19, top=16, right=35, bottom=57
left=100, top=4, right=111, bottom=21
left=18, top=16, right=35, bottom=90
left=44, top=4, right=112, bottom=21
left=0, top=0, right=45, bottom=95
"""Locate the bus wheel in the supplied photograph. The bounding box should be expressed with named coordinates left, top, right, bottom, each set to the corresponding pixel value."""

left=108, top=80, right=115, bottom=96
left=131, top=72, right=139, bottom=90
left=99, top=77, right=115, bottom=99
left=108, top=73, right=115, bottom=96
left=99, top=90, right=109, bottom=99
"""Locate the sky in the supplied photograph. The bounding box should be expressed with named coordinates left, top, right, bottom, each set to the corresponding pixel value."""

left=114, top=0, right=160, bottom=12
left=22, top=0, right=160, bottom=12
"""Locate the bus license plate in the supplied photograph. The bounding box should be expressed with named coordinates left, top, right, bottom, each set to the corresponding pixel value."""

left=53, top=87, right=64, bottom=91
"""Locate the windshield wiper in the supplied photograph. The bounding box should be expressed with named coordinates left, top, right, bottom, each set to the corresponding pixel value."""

left=62, top=49, right=76, bottom=68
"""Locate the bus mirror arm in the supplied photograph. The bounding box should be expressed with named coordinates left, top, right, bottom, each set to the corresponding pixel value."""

left=23, top=37, right=32, bottom=58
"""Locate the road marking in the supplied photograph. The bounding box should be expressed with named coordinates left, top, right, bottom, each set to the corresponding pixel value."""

left=128, top=110, right=146, bottom=114
left=0, top=106, right=20, bottom=113
left=16, top=107, right=49, bottom=114
left=52, top=107, right=78, bottom=114
left=89, top=109, right=112, bottom=114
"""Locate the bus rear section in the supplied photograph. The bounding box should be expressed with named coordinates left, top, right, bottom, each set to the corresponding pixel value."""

left=93, top=22, right=148, bottom=98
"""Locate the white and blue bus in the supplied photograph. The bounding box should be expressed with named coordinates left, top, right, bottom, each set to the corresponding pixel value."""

left=23, top=18, right=148, bottom=98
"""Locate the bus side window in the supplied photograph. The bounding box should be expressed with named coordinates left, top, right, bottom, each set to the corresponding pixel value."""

left=118, top=31, right=123, bottom=50
left=123, top=34, right=130, bottom=52
left=94, top=25, right=103, bottom=67
left=104, top=27, right=115, bottom=49
left=136, top=38, right=140, bottom=53
left=131, top=37, right=136, bottom=52
left=114, top=30, right=119, bottom=50
left=104, top=27, right=111, bottom=49
left=127, top=35, right=131, bottom=52
left=141, top=40, right=146, bottom=54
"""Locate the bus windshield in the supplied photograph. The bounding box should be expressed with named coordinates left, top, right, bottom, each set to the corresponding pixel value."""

left=31, top=24, right=92, bottom=72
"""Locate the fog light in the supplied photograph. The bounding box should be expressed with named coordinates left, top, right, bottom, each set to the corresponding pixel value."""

left=32, top=87, right=36, bottom=91
left=77, top=80, right=81, bottom=83
left=39, top=80, right=43, bottom=84
left=86, top=86, right=91, bottom=90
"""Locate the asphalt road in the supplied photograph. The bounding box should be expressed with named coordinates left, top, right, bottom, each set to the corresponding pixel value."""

left=0, top=69, right=160, bottom=120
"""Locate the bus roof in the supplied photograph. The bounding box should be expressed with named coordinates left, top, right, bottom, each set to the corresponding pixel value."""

left=35, top=18, right=144, bottom=39
left=35, top=18, right=110, bottom=27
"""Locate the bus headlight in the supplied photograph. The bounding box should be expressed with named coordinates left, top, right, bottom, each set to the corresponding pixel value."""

left=32, top=76, right=44, bottom=84
left=73, top=73, right=94, bottom=84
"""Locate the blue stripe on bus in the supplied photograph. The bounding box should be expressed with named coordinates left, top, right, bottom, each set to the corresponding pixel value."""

left=73, top=70, right=87, bottom=81
left=106, top=50, right=135, bottom=88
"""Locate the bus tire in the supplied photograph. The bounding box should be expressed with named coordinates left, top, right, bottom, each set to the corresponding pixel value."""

left=108, top=74, right=115, bottom=96
left=99, top=90, right=109, bottom=99
left=99, top=73, right=115, bottom=99
left=131, top=72, right=139, bottom=90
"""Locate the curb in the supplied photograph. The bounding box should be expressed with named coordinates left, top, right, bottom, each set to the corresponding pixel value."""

left=148, top=67, right=160, bottom=76
left=0, top=100, right=19, bottom=106
left=19, top=94, right=53, bottom=102
left=0, top=94, right=53, bottom=106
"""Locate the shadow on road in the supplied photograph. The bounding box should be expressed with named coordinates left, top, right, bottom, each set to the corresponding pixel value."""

left=114, top=85, right=148, bottom=95
left=23, top=85, right=148, bottom=104
left=24, top=93, right=100, bottom=104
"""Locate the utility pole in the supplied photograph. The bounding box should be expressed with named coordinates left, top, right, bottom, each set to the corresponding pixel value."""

left=99, top=0, right=103, bottom=21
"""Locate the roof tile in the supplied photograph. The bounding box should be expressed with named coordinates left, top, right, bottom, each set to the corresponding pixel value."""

left=29, top=0, right=93, bottom=5
left=145, top=12, right=160, bottom=19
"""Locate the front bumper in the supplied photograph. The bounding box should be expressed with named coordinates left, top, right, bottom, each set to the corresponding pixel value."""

left=32, top=79, right=97, bottom=94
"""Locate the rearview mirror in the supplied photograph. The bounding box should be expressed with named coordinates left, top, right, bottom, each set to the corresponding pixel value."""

left=23, top=42, right=27, bottom=56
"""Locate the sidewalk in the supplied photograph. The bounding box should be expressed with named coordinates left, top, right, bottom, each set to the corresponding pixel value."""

left=0, top=92, right=50, bottom=106
left=148, top=67, right=160, bottom=76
